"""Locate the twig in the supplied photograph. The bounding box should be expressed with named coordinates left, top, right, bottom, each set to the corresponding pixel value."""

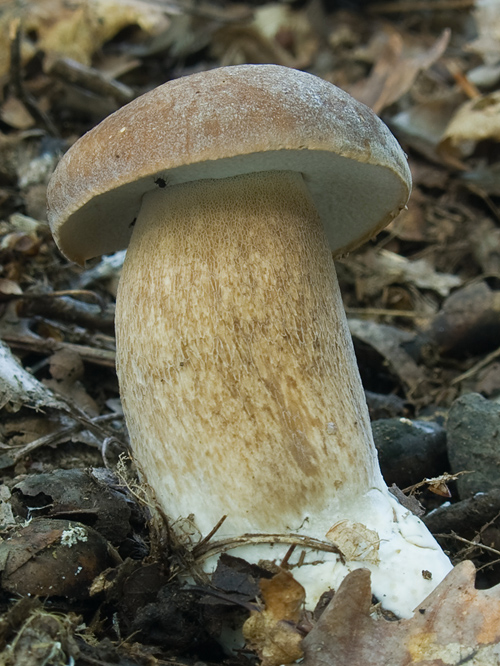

left=477, top=558, right=500, bottom=573
left=478, top=510, right=500, bottom=537
left=9, top=18, right=59, bottom=137
left=193, top=515, right=227, bottom=551
left=14, top=290, right=107, bottom=304
left=19, top=293, right=115, bottom=334
left=46, top=56, right=135, bottom=106
left=461, top=184, right=500, bottom=223
left=436, top=533, right=500, bottom=558
left=192, top=532, right=346, bottom=564
left=0, top=413, right=121, bottom=466
left=451, top=346, right=500, bottom=386
left=101, top=436, right=128, bottom=469
left=345, top=307, right=426, bottom=319
left=369, top=0, right=475, bottom=13
left=444, top=59, right=480, bottom=100
left=1, top=332, right=116, bottom=367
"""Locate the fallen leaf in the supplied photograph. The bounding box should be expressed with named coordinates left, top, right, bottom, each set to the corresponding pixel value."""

left=386, top=189, right=428, bottom=243
left=475, top=362, right=500, bottom=396
left=459, top=162, right=500, bottom=198
left=326, top=521, right=380, bottom=564
left=210, top=553, right=262, bottom=604
left=390, top=95, right=464, bottom=165
left=0, top=98, right=35, bottom=131
left=302, top=562, right=500, bottom=666
left=467, top=0, right=500, bottom=67
left=243, top=570, right=305, bottom=666
left=33, top=0, right=170, bottom=66
left=440, top=91, right=500, bottom=161
left=351, top=249, right=462, bottom=299
left=43, top=349, right=99, bottom=416
left=0, top=279, right=22, bottom=301
left=12, top=468, right=134, bottom=545
left=351, top=28, right=450, bottom=115
left=348, top=318, right=425, bottom=397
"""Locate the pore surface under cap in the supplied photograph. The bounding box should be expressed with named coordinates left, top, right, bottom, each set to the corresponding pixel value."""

left=47, top=64, right=411, bottom=264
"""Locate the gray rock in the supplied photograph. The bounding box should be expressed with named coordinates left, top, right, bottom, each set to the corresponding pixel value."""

left=447, top=393, right=500, bottom=498
left=372, top=417, right=447, bottom=489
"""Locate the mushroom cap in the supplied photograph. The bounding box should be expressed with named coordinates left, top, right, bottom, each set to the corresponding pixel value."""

left=47, top=64, right=411, bottom=264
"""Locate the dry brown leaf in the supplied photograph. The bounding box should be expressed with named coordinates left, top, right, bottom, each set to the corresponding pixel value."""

left=460, top=163, right=500, bottom=198
left=468, top=216, right=500, bottom=275
left=0, top=0, right=171, bottom=78
left=390, top=251, right=461, bottom=296
left=348, top=318, right=426, bottom=398
left=212, top=23, right=297, bottom=68
left=0, top=5, right=35, bottom=82
left=349, top=249, right=462, bottom=299
left=386, top=189, right=428, bottom=243
left=253, top=4, right=317, bottom=70
left=390, top=94, right=464, bottom=165
left=302, top=562, right=500, bottom=666
left=350, top=28, right=450, bottom=115
left=212, top=4, right=316, bottom=70
left=33, top=0, right=169, bottom=65
left=0, top=486, right=15, bottom=528
left=43, top=349, right=99, bottom=416
left=243, top=570, right=305, bottom=666
left=475, top=362, right=500, bottom=396
left=0, top=98, right=35, bottom=130
left=467, top=0, right=500, bottom=67
left=0, top=279, right=22, bottom=300
left=440, top=91, right=500, bottom=160
left=326, top=521, right=380, bottom=564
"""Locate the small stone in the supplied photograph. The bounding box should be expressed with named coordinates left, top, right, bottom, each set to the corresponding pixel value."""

left=447, top=392, right=500, bottom=499
left=372, top=417, right=447, bottom=488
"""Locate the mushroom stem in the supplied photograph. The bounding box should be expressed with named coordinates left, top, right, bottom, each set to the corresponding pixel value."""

left=115, top=170, right=451, bottom=616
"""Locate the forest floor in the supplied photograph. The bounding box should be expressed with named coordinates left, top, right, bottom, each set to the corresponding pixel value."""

left=1, top=1, right=500, bottom=664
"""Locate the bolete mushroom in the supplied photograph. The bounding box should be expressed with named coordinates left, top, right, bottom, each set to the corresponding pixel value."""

left=47, top=65, right=452, bottom=617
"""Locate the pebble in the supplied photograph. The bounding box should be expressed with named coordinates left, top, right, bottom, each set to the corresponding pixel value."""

left=372, top=417, right=448, bottom=488
left=447, top=392, right=500, bottom=499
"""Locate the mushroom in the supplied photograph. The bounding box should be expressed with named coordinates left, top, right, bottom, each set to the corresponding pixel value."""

left=47, top=64, right=452, bottom=618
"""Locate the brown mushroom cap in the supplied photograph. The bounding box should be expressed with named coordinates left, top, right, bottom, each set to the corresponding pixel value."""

left=47, top=64, right=411, bottom=264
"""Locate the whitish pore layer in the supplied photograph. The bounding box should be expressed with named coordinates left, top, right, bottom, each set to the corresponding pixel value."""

left=115, top=171, right=451, bottom=617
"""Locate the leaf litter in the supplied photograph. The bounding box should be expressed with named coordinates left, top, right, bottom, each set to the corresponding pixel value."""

left=1, top=0, right=500, bottom=664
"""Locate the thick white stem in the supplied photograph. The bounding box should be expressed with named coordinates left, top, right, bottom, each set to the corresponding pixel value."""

left=115, top=171, right=451, bottom=616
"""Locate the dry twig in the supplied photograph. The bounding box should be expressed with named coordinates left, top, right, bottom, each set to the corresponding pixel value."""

left=1, top=333, right=116, bottom=367
left=9, top=19, right=59, bottom=136
left=369, top=0, right=475, bottom=13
